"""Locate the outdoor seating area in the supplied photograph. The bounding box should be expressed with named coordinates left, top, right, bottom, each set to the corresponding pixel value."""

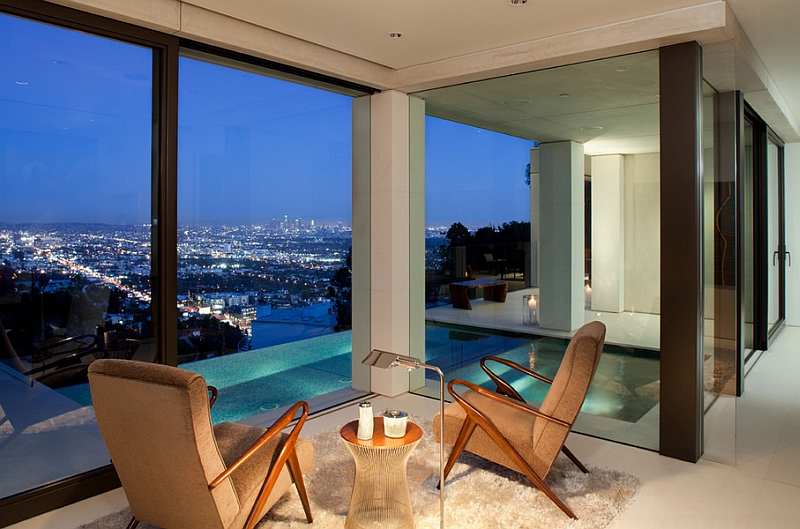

left=449, top=278, right=509, bottom=310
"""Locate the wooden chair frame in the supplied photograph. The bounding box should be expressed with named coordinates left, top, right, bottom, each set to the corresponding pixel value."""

left=480, top=356, right=590, bottom=473
left=442, top=378, right=579, bottom=518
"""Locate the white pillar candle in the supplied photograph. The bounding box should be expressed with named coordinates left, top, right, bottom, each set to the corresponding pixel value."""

left=382, top=410, right=408, bottom=438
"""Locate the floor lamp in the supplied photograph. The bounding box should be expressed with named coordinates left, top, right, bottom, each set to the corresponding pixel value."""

left=362, top=349, right=446, bottom=529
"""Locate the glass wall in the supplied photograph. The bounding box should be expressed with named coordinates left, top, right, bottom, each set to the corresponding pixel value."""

left=766, top=133, right=785, bottom=338
left=0, top=13, right=153, bottom=498
left=415, top=51, right=661, bottom=450
left=176, top=51, right=359, bottom=423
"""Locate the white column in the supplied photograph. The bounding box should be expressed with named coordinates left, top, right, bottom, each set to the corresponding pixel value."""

left=529, top=148, right=540, bottom=287
left=591, top=154, right=625, bottom=313
left=408, top=96, right=426, bottom=391
left=368, top=90, right=413, bottom=396
left=539, top=141, right=584, bottom=332
left=351, top=96, right=372, bottom=392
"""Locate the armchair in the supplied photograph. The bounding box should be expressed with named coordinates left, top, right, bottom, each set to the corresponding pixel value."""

left=88, top=359, right=313, bottom=529
left=1, top=316, right=103, bottom=388
left=433, top=321, right=606, bottom=519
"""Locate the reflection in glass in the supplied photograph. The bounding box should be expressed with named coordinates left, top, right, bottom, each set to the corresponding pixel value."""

left=0, top=13, right=153, bottom=499
left=743, top=119, right=755, bottom=356
left=766, top=139, right=781, bottom=331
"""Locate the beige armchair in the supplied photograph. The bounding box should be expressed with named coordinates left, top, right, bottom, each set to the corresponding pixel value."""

left=88, top=359, right=313, bottom=529
left=433, top=321, right=606, bottom=519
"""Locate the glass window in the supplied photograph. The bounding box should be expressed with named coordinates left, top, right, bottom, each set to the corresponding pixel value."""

left=416, top=51, right=661, bottom=450
left=177, top=52, right=356, bottom=424
left=0, top=13, right=153, bottom=499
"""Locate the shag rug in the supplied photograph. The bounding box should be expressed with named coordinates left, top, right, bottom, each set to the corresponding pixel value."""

left=76, top=419, right=640, bottom=529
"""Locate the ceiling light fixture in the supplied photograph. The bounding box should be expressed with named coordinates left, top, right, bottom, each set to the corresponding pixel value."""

left=388, top=32, right=403, bottom=39
left=580, top=126, right=604, bottom=131
left=559, top=93, right=570, bottom=98
left=510, top=0, right=529, bottom=5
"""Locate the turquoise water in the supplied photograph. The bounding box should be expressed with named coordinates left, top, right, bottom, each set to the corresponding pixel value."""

left=55, top=331, right=354, bottom=424
left=186, top=332, right=352, bottom=424
left=425, top=328, right=660, bottom=423
left=57, top=324, right=659, bottom=426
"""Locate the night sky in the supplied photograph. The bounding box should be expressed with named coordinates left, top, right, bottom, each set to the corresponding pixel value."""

left=1, top=13, right=534, bottom=230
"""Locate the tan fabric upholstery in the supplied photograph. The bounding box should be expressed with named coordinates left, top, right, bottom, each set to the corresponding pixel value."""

left=88, top=359, right=313, bottom=529
left=434, top=320, right=606, bottom=480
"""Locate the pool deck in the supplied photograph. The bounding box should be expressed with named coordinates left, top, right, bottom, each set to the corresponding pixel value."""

left=426, top=286, right=661, bottom=351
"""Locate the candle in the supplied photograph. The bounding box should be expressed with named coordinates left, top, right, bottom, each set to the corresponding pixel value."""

left=528, top=296, right=537, bottom=310
left=382, top=410, right=408, bottom=438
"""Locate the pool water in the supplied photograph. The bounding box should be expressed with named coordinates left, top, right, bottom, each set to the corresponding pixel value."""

left=187, top=331, right=353, bottom=424
left=57, top=324, right=659, bottom=427
left=424, top=325, right=660, bottom=424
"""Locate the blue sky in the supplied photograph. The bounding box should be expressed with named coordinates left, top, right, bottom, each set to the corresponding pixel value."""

left=1, top=13, right=534, bottom=230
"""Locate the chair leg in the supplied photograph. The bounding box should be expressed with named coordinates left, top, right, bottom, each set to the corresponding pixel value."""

left=125, top=517, right=139, bottom=529
left=287, top=450, right=313, bottom=523
left=438, top=416, right=478, bottom=488
left=561, top=444, right=590, bottom=474
left=468, top=413, right=578, bottom=519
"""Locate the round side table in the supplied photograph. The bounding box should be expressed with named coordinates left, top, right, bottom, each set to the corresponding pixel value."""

left=340, top=416, right=423, bottom=529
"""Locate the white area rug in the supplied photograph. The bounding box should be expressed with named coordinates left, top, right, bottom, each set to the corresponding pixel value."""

left=76, top=419, right=640, bottom=529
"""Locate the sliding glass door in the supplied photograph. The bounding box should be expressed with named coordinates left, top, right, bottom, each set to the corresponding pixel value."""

left=766, top=131, right=786, bottom=343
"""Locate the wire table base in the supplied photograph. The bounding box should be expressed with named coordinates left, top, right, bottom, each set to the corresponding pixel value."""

left=340, top=417, right=423, bottom=529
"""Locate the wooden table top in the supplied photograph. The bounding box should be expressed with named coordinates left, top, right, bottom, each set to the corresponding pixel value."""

left=340, top=417, right=422, bottom=447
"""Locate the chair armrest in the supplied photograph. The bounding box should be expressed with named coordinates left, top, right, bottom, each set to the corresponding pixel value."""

left=480, top=355, right=553, bottom=402
left=209, top=400, right=309, bottom=489
left=449, top=378, right=570, bottom=429
left=26, top=334, right=103, bottom=376
left=208, top=386, right=218, bottom=408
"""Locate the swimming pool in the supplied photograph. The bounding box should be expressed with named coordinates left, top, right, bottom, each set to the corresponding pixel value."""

left=186, top=331, right=353, bottom=424
left=424, top=327, right=660, bottom=424
left=57, top=323, right=659, bottom=428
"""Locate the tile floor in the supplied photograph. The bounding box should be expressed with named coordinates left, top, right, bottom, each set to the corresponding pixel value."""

left=7, top=327, right=800, bottom=529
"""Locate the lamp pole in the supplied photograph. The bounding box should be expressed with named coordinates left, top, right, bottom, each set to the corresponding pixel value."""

left=362, top=350, right=446, bottom=529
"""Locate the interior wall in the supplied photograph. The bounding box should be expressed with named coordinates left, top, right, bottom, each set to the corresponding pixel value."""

left=785, top=143, right=800, bottom=326
left=624, top=152, right=661, bottom=314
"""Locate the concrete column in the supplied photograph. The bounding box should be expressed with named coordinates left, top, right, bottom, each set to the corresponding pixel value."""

left=353, top=90, right=423, bottom=397
left=591, top=154, right=625, bottom=313
left=408, top=96, right=426, bottom=391
left=529, top=148, right=540, bottom=287
left=539, top=141, right=585, bottom=332
left=351, top=96, right=372, bottom=392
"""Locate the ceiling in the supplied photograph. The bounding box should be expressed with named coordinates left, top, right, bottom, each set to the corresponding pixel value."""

left=183, top=0, right=800, bottom=137
left=417, top=51, right=662, bottom=155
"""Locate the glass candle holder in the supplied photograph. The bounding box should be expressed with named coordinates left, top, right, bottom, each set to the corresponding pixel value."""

left=382, top=410, right=408, bottom=438
left=523, top=294, right=538, bottom=326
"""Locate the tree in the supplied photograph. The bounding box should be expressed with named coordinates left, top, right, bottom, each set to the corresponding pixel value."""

left=445, top=222, right=472, bottom=247
left=328, top=246, right=352, bottom=331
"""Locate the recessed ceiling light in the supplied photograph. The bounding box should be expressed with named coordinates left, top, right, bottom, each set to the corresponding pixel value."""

left=388, top=32, right=403, bottom=39
left=616, top=67, right=628, bottom=72
left=559, top=93, right=570, bottom=98
left=510, top=0, right=529, bottom=5
left=580, top=126, right=604, bottom=131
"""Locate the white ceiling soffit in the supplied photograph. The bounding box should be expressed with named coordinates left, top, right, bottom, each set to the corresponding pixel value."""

left=181, top=0, right=798, bottom=139
left=417, top=51, right=661, bottom=155
left=46, top=0, right=800, bottom=140
left=183, top=0, right=706, bottom=70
